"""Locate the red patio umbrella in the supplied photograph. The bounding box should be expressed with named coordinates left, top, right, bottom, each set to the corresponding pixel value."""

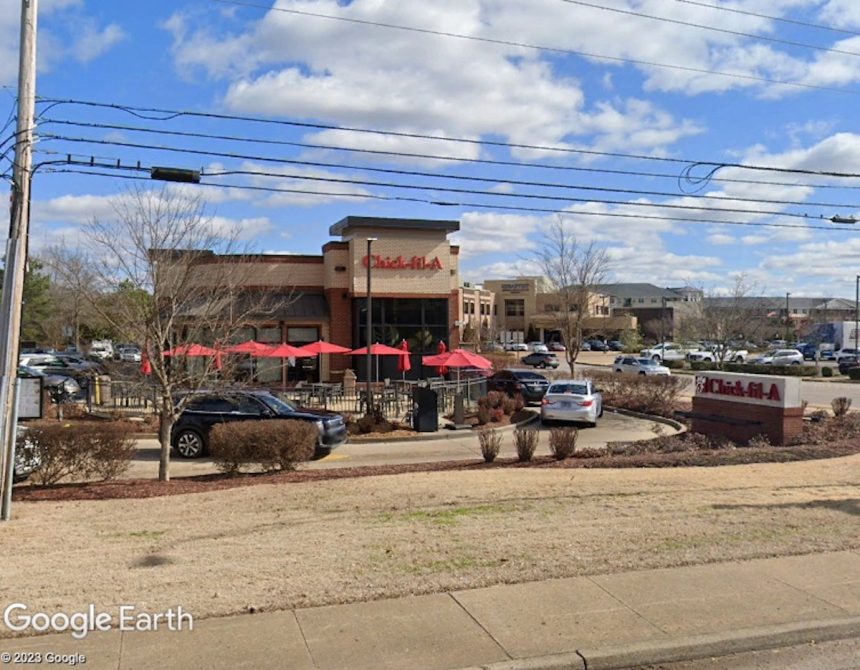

left=396, top=339, right=411, bottom=380
left=296, top=340, right=352, bottom=355
left=349, top=343, right=408, bottom=382
left=266, top=343, right=314, bottom=358
left=422, top=348, right=492, bottom=387
left=436, top=340, right=448, bottom=376
left=139, top=349, right=152, bottom=376
left=225, top=340, right=275, bottom=355
left=162, top=343, right=220, bottom=357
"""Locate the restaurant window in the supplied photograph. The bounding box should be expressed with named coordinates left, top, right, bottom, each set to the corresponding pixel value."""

left=544, top=304, right=559, bottom=313
left=505, top=299, right=525, bottom=317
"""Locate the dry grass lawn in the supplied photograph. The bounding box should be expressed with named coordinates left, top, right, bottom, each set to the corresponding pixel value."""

left=2, top=454, right=859, bottom=635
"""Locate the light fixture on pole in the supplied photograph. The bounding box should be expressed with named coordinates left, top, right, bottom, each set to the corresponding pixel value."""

left=785, top=292, right=791, bottom=344
left=365, top=237, right=377, bottom=415
left=855, top=276, right=859, bottom=356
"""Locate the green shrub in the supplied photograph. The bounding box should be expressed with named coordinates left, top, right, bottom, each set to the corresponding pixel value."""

left=478, top=428, right=502, bottom=463
left=831, top=397, right=852, bottom=417
left=209, top=420, right=317, bottom=475
left=722, top=363, right=816, bottom=376
left=548, top=427, right=578, bottom=460
left=849, top=368, right=860, bottom=381
left=689, top=361, right=717, bottom=371
left=822, top=366, right=833, bottom=378
left=513, top=428, right=539, bottom=462
left=17, top=421, right=135, bottom=485
left=663, top=360, right=685, bottom=370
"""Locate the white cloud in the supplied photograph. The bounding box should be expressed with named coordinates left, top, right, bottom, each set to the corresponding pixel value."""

left=207, top=215, right=273, bottom=241
left=707, top=233, right=735, bottom=245
left=70, top=21, right=125, bottom=63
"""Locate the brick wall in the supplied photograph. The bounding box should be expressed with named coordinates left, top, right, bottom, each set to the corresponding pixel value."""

left=691, top=396, right=804, bottom=446
left=325, top=288, right=352, bottom=378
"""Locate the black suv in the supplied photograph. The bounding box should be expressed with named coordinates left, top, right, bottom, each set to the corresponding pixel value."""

left=486, top=370, right=550, bottom=402
left=521, top=352, right=559, bottom=369
left=171, top=389, right=348, bottom=459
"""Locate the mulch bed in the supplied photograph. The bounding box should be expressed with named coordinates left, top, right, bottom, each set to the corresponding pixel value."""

left=13, top=438, right=860, bottom=503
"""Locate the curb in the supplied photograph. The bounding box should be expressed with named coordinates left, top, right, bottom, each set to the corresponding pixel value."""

left=605, top=406, right=686, bottom=433
left=458, top=616, right=860, bottom=670
left=347, top=410, right=540, bottom=444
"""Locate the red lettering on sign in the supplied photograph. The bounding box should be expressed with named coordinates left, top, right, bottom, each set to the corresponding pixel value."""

left=361, top=255, right=443, bottom=271
left=767, top=384, right=780, bottom=401
left=696, top=376, right=782, bottom=404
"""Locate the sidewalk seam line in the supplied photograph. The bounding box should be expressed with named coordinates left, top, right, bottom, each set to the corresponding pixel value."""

left=116, top=630, right=124, bottom=670
left=447, top=592, right=513, bottom=661
left=576, top=649, right=589, bottom=670
left=765, top=575, right=856, bottom=615
left=584, top=575, right=671, bottom=636
left=292, top=610, right=319, bottom=669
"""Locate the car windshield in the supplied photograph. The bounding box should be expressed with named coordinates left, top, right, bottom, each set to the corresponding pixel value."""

left=257, top=393, right=297, bottom=415
left=548, top=383, right=588, bottom=395
left=636, top=358, right=656, bottom=366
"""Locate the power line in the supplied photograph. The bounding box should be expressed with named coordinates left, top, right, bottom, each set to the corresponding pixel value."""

left=561, top=0, right=860, bottom=59
left=36, top=97, right=860, bottom=178
left=40, top=117, right=860, bottom=193
left=35, top=122, right=860, bottom=210
left=672, top=0, right=860, bottom=39
left=38, top=134, right=850, bottom=221
left=205, top=0, right=860, bottom=96
left=42, top=166, right=858, bottom=234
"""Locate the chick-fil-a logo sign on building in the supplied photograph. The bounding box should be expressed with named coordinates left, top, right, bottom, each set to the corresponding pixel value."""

left=362, top=255, right=443, bottom=271
left=694, top=371, right=801, bottom=409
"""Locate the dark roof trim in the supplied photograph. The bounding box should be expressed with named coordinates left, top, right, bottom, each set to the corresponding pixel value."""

left=329, top=216, right=460, bottom=236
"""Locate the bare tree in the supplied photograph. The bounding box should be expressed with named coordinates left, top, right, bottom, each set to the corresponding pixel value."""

left=533, top=218, right=610, bottom=373
left=77, top=186, right=284, bottom=481
left=685, top=275, right=767, bottom=367
left=41, top=245, right=105, bottom=349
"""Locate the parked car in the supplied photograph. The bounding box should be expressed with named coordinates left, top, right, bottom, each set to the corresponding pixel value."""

left=171, top=389, right=348, bottom=459
left=486, top=369, right=550, bottom=402
left=751, top=349, right=803, bottom=366
left=52, top=352, right=104, bottom=373
left=88, top=340, right=114, bottom=360
left=527, top=341, right=549, bottom=353
left=579, top=341, right=591, bottom=352
left=607, top=340, right=625, bottom=352
left=547, top=341, right=566, bottom=352
left=585, top=339, right=609, bottom=352
left=613, top=356, right=671, bottom=376
left=639, top=342, right=690, bottom=362
left=503, top=341, right=528, bottom=352
left=17, top=365, right=80, bottom=401
left=686, top=345, right=747, bottom=364
left=521, top=352, right=559, bottom=369
left=835, top=347, right=859, bottom=362
left=13, top=426, right=40, bottom=483
left=480, top=341, right=504, bottom=353
left=838, top=357, right=859, bottom=375
left=541, top=379, right=603, bottom=427
left=118, top=346, right=142, bottom=363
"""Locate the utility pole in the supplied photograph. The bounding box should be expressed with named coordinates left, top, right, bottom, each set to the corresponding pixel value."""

left=0, top=0, right=38, bottom=522
left=784, top=292, right=791, bottom=344
left=365, top=237, right=376, bottom=415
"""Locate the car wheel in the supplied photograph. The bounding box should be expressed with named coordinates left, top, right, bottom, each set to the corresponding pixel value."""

left=639, top=371, right=647, bottom=376
left=615, top=368, right=622, bottom=373
left=598, top=405, right=604, bottom=418
left=538, top=362, right=546, bottom=369
left=652, top=355, right=661, bottom=362
left=791, top=360, right=801, bottom=365
left=735, top=357, right=744, bottom=364
left=174, top=429, right=205, bottom=459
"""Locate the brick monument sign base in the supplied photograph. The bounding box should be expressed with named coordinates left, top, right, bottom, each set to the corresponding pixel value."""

left=691, top=371, right=803, bottom=446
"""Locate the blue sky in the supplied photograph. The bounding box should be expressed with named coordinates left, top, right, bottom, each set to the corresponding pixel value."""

left=6, top=0, right=860, bottom=297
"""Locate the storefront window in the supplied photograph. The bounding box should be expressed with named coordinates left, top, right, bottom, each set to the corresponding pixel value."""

left=505, top=299, right=525, bottom=316
left=255, top=325, right=282, bottom=383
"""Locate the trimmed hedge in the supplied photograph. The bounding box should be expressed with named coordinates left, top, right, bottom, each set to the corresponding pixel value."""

left=848, top=368, right=860, bottom=381
left=209, top=420, right=318, bottom=475
left=689, top=361, right=817, bottom=376
left=590, top=371, right=686, bottom=418
left=17, top=421, right=135, bottom=485
left=662, top=360, right=685, bottom=370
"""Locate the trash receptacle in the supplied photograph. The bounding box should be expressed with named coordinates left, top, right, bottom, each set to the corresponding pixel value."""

left=412, top=386, right=438, bottom=432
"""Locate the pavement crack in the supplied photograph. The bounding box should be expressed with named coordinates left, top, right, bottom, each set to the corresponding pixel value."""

left=584, top=575, right=671, bottom=636
left=448, top=592, right=513, bottom=661
left=292, top=610, right=319, bottom=669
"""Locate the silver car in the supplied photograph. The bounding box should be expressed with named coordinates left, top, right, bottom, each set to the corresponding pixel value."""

left=541, top=379, right=603, bottom=427
left=613, top=356, right=671, bottom=376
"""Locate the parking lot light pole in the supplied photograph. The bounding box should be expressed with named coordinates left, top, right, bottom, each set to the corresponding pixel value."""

left=366, top=237, right=377, bottom=415
left=784, top=292, right=791, bottom=344
left=842, top=275, right=860, bottom=360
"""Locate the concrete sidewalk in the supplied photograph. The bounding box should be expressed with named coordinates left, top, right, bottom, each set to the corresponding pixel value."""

left=3, top=551, right=859, bottom=670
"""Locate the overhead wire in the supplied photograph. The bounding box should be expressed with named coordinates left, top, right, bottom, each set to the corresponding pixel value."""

left=206, top=0, right=860, bottom=96
left=36, top=134, right=852, bottom=221
left=35, top=97, right=860, bottom=178
left=561, top=0, right=860, bottom=59
left=42, top=166, right=859, bottom=234
left=38, top=117, right=860, bottom=194
left=671, top=0, right=860, bottom=38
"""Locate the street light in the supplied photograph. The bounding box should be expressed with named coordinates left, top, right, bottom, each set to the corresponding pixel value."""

left=660, top=296, right=667, bottom=347
left=855, top=276, right=859, bottom=355
left=366, top=237, right=377, bottom=415
left=785, top=292, right=791, bottom=344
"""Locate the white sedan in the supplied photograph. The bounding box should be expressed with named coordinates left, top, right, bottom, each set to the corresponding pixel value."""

left=752, top=349, right=802, bottom=365
left=504, top=341, right=528, bottom=352
left=119, top=347, right=142, bottom=363
left=613, top=356, right=671, bottom=376
left=541, top=380, right=603, bottom=427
